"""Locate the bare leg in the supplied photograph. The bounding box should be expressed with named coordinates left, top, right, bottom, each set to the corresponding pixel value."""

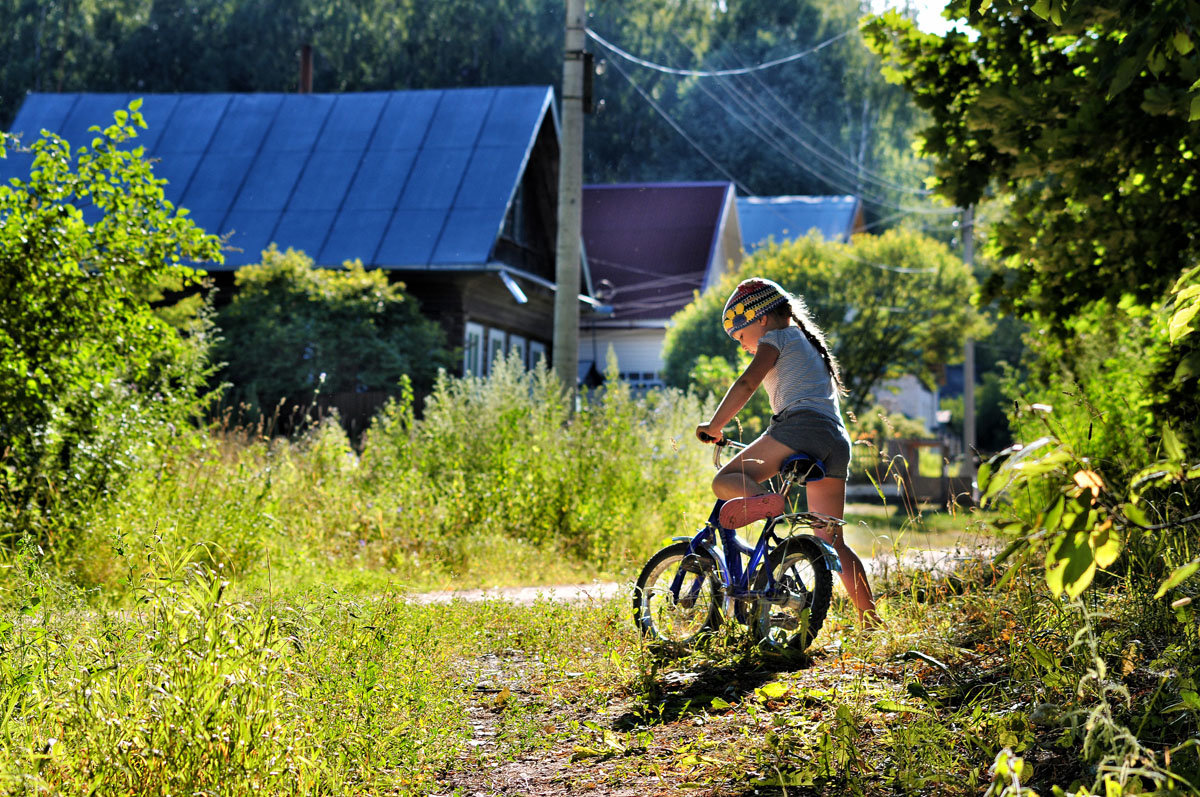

left=711, top=435, right=795, bottom=500
left=806, top=477, right=879, bottom=626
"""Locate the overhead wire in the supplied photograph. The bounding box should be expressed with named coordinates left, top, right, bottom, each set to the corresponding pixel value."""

left=584, top=26, right=855, bottom=77
left=588, top=25, right=957, bottom=218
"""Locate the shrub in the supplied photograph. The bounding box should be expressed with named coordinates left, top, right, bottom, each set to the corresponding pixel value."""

left=0, top=101, right=221, bottom=546
left=211, top=245, right=452, bottom=423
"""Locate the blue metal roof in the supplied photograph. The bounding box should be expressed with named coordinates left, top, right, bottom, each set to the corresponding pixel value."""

left=2, top=87, right=556, bottom=270
left=737, top=195, right=862, bottom=251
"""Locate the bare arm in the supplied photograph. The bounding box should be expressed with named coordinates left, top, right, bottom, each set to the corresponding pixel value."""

left=695, top=343, right=779, bottom=442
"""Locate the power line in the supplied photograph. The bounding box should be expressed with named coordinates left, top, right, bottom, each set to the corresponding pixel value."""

left=602, top=54, right=756, bottom=195
left=585, top=27, right=855, bottom=77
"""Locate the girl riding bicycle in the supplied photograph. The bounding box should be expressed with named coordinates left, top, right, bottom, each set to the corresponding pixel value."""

left=695, top=277, right=878, bottom=626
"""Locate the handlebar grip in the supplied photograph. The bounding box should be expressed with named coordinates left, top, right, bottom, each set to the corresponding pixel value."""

left=699, top=432, right=728, bottom=446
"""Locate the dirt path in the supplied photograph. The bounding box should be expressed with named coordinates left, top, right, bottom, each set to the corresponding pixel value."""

left=408, top=543, right=993, bottom=607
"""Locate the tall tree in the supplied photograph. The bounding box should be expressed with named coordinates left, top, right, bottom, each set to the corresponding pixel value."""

left=864, top=0, right=1200, bottom=323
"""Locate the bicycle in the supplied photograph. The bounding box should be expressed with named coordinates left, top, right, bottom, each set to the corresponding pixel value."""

left=632, top=437, right=843, bottom=652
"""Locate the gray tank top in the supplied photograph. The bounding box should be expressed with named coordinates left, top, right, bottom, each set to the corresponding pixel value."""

left=759, top=326, right=842, bottom=422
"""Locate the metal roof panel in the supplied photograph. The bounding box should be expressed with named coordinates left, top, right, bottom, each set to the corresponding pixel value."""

left=319, top=209, right=392, bottom=265
left=376, top=209, right=446, bottom=266
left=232, top=151, right=307, bottom=211
left=289, top=149, right=360, bottom=211
left=433, top=207, right=499, bottom=264
left=425, top=88, right=493, bottom=148
left=454, top=146, right=525, bottom=210
left=208, top=94, right=283, bottom=154
left=264, top=94, right=337, bottom=152
left=221, top=210, right=283, bottom=267
left=181, top=152, right=257, bottom=211
left=317, top=93, right=388, bottom=151
left=367, top=90, right=441, bottom=150
left=5, top=93, right=79, bottom=141
left=273, top=209, right=335, bottom=259
left=477, top=86, right=549, bottom=147
left=342, top=148, right=418, bottom=210
left=398, top=147, right=472, bottom=210
left=157, top=94, right=230, bottom=153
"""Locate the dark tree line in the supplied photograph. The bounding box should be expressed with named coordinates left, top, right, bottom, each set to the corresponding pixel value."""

left=1, top=0, right=936, bottom=223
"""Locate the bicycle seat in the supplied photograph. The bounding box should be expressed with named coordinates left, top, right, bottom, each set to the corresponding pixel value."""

left=781, top=453, right=825, bottom=483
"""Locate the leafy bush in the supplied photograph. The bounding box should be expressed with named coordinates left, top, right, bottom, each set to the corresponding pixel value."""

left=0, top=101, right=221, bottom=545
left=212, top=245, right=452, bottom=422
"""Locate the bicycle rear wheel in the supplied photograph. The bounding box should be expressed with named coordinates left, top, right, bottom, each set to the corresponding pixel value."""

left=632, top=542, right=722, bottom=646
left=752, top=537, right=833, bottom=651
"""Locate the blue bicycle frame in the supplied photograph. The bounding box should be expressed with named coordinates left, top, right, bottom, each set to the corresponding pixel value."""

left=669, top=498, right=843, bottom=625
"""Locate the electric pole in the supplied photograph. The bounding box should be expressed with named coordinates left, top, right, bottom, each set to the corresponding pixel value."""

left=962, top=205, right=977, bottom=501
left=553, top=0, right=585, bottom=397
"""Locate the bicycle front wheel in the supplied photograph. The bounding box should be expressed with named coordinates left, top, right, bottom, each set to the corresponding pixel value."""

left=751, top=537, right=833, bottom=651
left=632, top=542, right=722, bottom=647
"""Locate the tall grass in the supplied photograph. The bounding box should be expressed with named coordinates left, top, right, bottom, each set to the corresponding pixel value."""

left=52, top=355, right=713, bottom=595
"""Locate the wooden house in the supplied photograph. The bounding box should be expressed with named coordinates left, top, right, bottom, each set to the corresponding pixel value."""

left=2, top=88, right=596, bottom=377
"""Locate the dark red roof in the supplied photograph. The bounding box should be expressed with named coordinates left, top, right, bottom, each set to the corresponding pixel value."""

left=583, top=182, right=731, bottom=322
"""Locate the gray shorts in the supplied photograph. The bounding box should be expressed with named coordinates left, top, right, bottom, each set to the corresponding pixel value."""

left=764, top=409, right=852, bottom=479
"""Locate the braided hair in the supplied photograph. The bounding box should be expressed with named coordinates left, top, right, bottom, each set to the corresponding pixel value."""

left=769, top=295, right=848, bottom=398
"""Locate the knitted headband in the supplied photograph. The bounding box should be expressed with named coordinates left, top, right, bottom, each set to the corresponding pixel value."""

left=722, top=278, right=788, bottom=337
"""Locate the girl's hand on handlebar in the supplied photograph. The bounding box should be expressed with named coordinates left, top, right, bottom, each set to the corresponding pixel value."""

left=696, top=423, right=724, bottom=444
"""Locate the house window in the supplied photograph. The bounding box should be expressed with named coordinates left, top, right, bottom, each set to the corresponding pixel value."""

left=529, top=340, right=547, bottom=369
left=464, top=322, right=484, bottom=376
left=487, top=327, right=506, bottom=372
left=509, top=335, right=527, bottom=368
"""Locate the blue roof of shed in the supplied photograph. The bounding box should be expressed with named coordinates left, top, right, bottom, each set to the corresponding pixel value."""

left=2, top=88, right=556, bottom=270
left=737, top=195, right=861, bottom=251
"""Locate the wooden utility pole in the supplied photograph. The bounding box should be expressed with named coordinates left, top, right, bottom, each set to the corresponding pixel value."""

left=962, top=205, right=977, bottom=500
left=553, top=0, right=585, bottom=396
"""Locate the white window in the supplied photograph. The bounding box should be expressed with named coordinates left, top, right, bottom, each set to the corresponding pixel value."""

left=464, top=322, right=484, bottom=376
left=529, top=340, right=548, bottom=370
left=508, top=335, right=527, bottom=368
left=487, top=327, right=506, bottom=373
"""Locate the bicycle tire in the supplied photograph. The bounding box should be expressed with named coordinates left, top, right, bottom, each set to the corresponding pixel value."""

left=751, top=536, right=833, bottom=651
left=632, top=542, right=722, bottom=647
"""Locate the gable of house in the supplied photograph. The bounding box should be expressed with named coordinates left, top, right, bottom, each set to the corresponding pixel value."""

left=578, top=181, right=742, bottom=389
left=737, top=195, right=865, bottom=251
left=582, top=181, right=741, bottom=324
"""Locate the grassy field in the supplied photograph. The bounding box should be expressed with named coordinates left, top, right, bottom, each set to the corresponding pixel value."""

left=2, top=364, right=1196, bottom=795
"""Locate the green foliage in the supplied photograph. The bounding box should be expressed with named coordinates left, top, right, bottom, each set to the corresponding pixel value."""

left=0, top=1, right=933, bottom=224
left=211, top=246, right=451, bottom=421
left=0, top=101, right=222, bottom=544
left=359, top=355, right=713, bottom=569
left=865, top=2, right=1200, bottom=321
left=662, top=229, right=987, bottom=418
left=59, top=356, right=715, bottom=591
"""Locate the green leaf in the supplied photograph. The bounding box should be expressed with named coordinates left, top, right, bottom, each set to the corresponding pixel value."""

left=1164, top=426, right=1185, bottom=463
left=756, top=682, right=791, bottom=700
left=1090, top=522, right=1122, bottom=569
left=1122, top=502, right=1150, bottom=527
left=1169, top=301, right=1200, bottom=344
left=1190, top=95, right=1200, bottom=121
left=1154, top=558, right=1200, bottom=598
left=1108, top=57, right=1141, bottom=99
left=1046, top=530, right=1096, bottom=599
left=1175, top=30, right=1195, bottom=56
left=1041, top=495, right=1065, bottom=532
left=1031, top=0, right=1051, bottom=20
left=873, top=699, right=927, bottom=715
left=709, top=697, right=732, bottom=710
